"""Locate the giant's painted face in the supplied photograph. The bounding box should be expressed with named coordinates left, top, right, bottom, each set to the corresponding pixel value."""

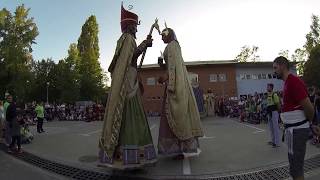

left=161, top=29, right=169, bottom=36
left=161, top=27, right=178, bottom=44
left=161, top=28, right=171, bottom=43
left=124, top=24, right=138, bottom=38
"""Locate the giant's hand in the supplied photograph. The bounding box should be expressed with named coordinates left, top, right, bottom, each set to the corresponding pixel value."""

left=143, top=35, right=153, bottom=48
left=158, top=76, right=165, bottom=84
left=158, top=57, right=164, bottom=65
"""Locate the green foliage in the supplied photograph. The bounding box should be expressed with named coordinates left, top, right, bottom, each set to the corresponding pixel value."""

left=0, top=6, right=108, bottom=103
left=66, top=43, right=80, bottom=68
left=29, top=57, right=81, bottom=103
left=278, top=50, right=289, bottom=59
left=303, top=45, right=320, bottom=88
left=77, top=15, right=104, bottom=101
left=28, top=43, right=84, bottom=103
left=290, top=48, right=307, bottom=75
left=235, top=45, right=260, bottom=62
left=30, top=59, right=56, bottom=102
left=291, top=48, right=307, bottom=62
left=302, top=14, right=320, bottom=86
left=304, top=15, right=320, bottom=54
left=290, top=14, right=320, bottom=76
left=0, top=5, right=38, bottom=101
left=53, top=43, right=81, bottom=103
left=56, top=43, right=81, bottom=103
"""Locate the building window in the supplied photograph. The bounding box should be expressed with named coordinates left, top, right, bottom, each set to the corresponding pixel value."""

left=258, top=74, right=262, bottom=79
left=272, top=74, right=277, bottom=79
left=209, top=74, right=217, bottom=82
left=246, top=74, right=251, bottom=79
left=252, top=74, right=258, bottom=80
left=219, top=74, right=227, bottom=82
left=261, top=74, right=266, bottom=79
left=240, top=74, right=245, bottom=80
left=147, top=77, right=156, bottom=85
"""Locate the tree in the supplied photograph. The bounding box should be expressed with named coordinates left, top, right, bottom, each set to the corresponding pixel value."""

left=29, top=43, right=83, bottom=103
left=278, top=49, right=289, bottom=59
left=30, top=59, right=57, bottom=102
left=304, top=15, right=320, bottom=54
left=293, top=14, right=320, bottom=76
left=77, top=15, right=104, bottom=101
left=276, top=49, right=309, bottom=75
left=291, top=48, right=308, bottom=75
left=303, top=44, right=320, bottom=88
left=0, top=4, right=38, bottom=101
left=66, top=43, right=80, bottom=69
left=29, top=55, right=81, bottom=103
left=235, top=45, right=260, bottom=62
left=302, top=14, right=320, bottom=85
left=55, top=43, right=81, bottom=103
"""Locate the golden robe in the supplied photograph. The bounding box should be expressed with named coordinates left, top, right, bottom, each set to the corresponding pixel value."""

left=164, top=40, right=204, bottom=140
left=99, top=34, right=156, bottom=169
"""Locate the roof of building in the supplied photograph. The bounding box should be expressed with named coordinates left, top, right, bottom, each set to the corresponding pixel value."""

left=141, top=60, right=298, bottom=69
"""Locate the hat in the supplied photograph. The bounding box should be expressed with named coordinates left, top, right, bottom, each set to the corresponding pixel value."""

left=121, top=3, right=139, bottom=32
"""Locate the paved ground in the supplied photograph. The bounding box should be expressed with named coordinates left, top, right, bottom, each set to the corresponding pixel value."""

left=0, top=151, right=67, bottom=180
left=2, top=116, right=320, bottom=179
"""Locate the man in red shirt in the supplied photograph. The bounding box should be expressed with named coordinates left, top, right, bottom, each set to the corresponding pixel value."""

left=273, top=56, right=314, bottom=180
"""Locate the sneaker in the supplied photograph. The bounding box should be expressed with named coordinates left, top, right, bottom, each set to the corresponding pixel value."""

left=17, top=149, right=23, bottom=154
left=7, top=148, right=13, bottom=153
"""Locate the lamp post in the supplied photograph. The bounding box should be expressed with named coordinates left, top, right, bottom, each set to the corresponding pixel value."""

left=46, top=82, right=50, bottom=104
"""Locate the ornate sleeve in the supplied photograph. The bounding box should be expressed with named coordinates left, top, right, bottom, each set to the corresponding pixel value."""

left=108, top=34, right=127, bottom=73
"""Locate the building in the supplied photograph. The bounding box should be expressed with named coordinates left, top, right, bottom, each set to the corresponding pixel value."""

left=138, top=60, right=297, bottom=114
left=235, top=62, right=297, bottom=96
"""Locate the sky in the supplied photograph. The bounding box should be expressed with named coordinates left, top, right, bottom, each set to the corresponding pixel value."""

left=1, top=0, right=320, bottom=72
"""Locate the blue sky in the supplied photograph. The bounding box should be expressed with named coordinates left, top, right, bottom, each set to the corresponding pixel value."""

left=1, top=0, right=320, bottom=72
